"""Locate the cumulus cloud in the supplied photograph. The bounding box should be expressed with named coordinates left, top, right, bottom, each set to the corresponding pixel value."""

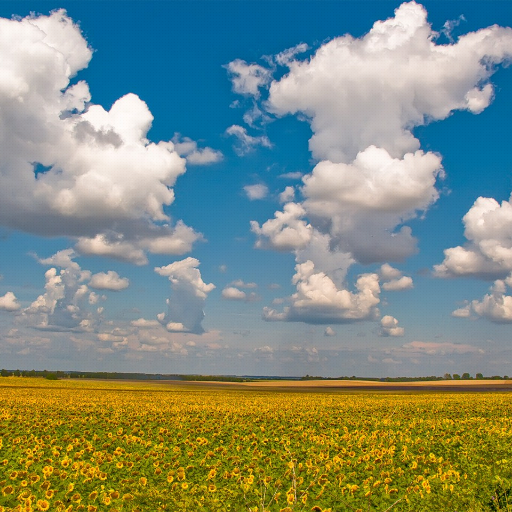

left=380, top=315, right=405, bottom=337
left=226, top=125, right=272, bottom=156
left=155, top=257, right=215, bottom=334
left=300, top=146, right=444, bottom=263
left=89, top=271, right=129, bottom=291
left=267, top=2, right=512, bottom=162
left=263, top=260, right=380, bottom=324
left=130, top=318, right=161, bottom=328
left=279, top=186, right=295, bottom=203
left=172, top=134, right=223, bottom=165
left=244, top=1, right=512, bottom=325
left=225, top=59, right=272, bottom=97
left=0, top=292, right=20, bottom=312
left=244, top=184, right=269, bottom=201
left=222, top=287, right=247, bottom=301
left=251, top=202, right=312, bottom=251
left=379, top=264, right=414, bottom=291
left=20, top=249, right=101, bottom=332
left=0, top=11, right=203, bottom=262
left=222, top=280, right=259, bottom=301
left=324, top=326, right=336, bottom=336
left=452, top=279, right=512, bottom=323
left=435, top=197, right=512, bottom=279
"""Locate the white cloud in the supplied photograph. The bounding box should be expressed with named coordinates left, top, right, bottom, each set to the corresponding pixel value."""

left=231, top=280, right=257, bottom=289
left=435, top=196, right=512, bottom=279
left=0, top=11, right=203, bottom=262
left=263, top=260, right=380, bottom=324
left=89, top=271, right=129, bottom=291
left=20, top=249, right=100, bottom=332
left=301, top=146, right=444, bottom=263
left=222, top=287, right=247, bottom=301
left=246, top=0, right=512, bottom=327
left=267, top=2, right=512, bottom=163
left=453, top=279, right=512, bottom=323
left=172, top=134, right=223, bottom=165
left=324, top=326, right=336, bottom=337
left=130, top=318, right=161, bottom=328
left=279, top=186, right=295, bottom=203
left=244, top=184, right=268, bottom=201
left=251, top=202, right=312, bottom=251
left=278, top=172, right=303, bottom=180
left=0, top=292, right=21, bottom=312
left=225, top=59, right=272, bottom=98
left=380, top=315, right=405, bottom=337
left=155, top=257, right=215, bottom=334
left=226, top=125, right=272, bottom=156
left=379, top=264, right=414, bottom=291
left=451, top=305, right=471, bottom=318
left=275, top=43, right=309, bottom=66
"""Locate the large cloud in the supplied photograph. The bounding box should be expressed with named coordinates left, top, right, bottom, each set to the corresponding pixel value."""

left=266, top=2, right=512, bottom=163
left=155, top=257, right=215, bottom=334
left=0, top=11, right=203, bottom=262
left=300, top=146, right=443, bottom=263
left=241, top=1, right=512, bottom=324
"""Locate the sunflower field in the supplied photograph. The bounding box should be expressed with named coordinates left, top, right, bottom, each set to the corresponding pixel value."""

left=1, top=378, right=512, bottom=512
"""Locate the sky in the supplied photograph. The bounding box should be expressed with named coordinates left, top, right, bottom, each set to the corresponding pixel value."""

left=1, top=1, right=512, bottom=378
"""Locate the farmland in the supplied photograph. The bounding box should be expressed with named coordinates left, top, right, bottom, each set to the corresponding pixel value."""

left=1, top=378, right=512, bottom=511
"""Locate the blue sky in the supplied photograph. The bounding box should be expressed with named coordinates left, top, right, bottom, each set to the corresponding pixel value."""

left=1, top=1, right=512, bottom=377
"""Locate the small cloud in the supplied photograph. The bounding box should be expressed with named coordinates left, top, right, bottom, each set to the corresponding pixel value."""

left=380, top=315, right=405, bottom=337
left=172, top=133, right=223, bottom=165
left=279, top=186, right=295, bottom=203
left=89, top=271, right=129, bottom=291
left=231, top=279, right=257, bottom=289
left=222, top=287, right=246, bottom=301
left=226, top=125, right=272, bottom=156
left=130, top=318, right=161, bottom=328
left=278, top=171, right=303, bottom=180
left=324, top=326, right=336, bottom=337
left=244, top=184, right=268, bottom=201
left=0, top=291, right=21, bottom=312
left=225, top=59, right=272, bottom=98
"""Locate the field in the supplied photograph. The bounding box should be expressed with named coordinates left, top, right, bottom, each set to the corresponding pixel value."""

left=1, top=378, right=512, bottom=512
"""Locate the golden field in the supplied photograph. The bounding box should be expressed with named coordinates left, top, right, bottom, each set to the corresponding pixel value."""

left=1, top=377, right=511, bottom=511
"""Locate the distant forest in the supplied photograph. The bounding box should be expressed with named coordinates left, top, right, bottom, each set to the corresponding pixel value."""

left=0, top=369, right=509, bottom=382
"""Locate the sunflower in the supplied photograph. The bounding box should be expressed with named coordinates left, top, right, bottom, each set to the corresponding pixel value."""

left=36, top=500, right=50, bottom=511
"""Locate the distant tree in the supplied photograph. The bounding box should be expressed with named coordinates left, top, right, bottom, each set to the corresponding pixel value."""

left=462, top=373, right=471, bottom=380
left=453, top=374, right=461, bottom=380
left=443, top=373, right=452, bottom=380
left=476, top=373, right=484, bottom=380
left=0, top=369, right=8, bottom=377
